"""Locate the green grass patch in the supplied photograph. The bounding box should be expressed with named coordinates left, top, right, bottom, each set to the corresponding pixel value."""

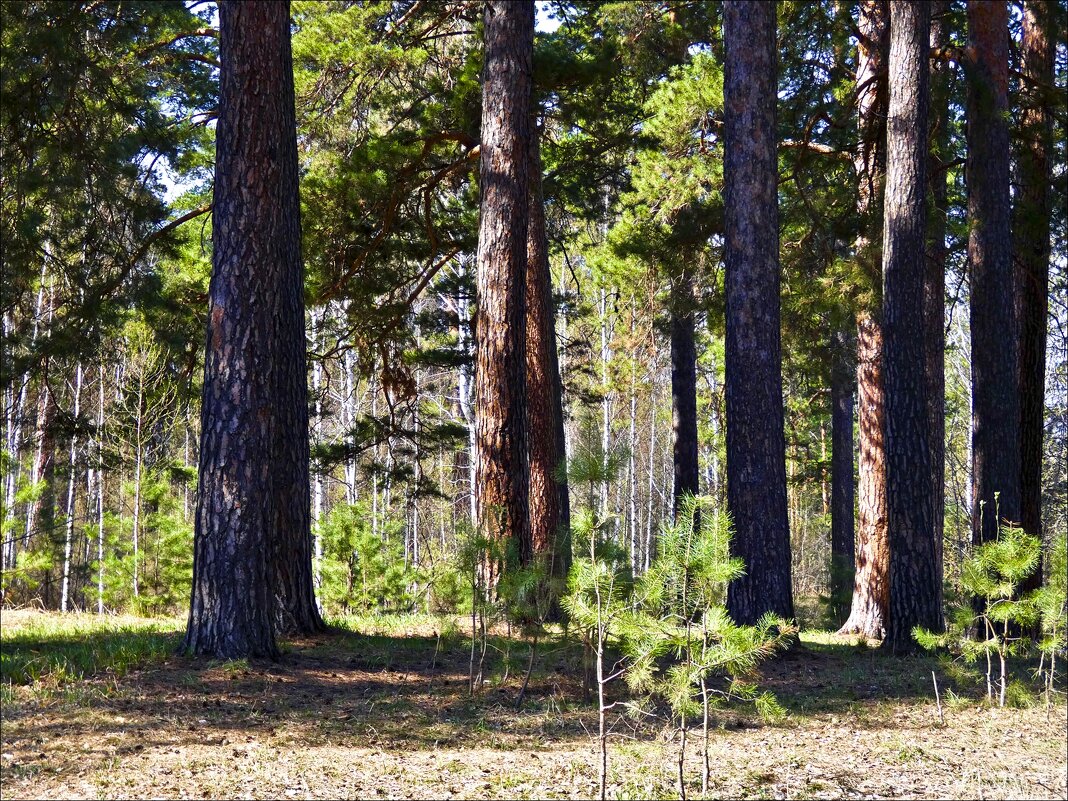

left=0, top=612, right=183, bottom=687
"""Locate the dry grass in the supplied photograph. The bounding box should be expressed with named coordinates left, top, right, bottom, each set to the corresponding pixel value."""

left=1, top=611, right=1065, bottom=799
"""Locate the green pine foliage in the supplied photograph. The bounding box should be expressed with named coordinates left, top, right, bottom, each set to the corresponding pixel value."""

left=315, top=502, right=417, bottom=615
left=913, top=523, right=1058, bottom=708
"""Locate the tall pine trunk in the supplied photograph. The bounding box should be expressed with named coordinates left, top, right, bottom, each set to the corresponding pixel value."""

left=882, top=0, right=942, bottom=651
left=967, top=0, right=1020, bottom=544
left=185, top=0, right=306, bottom=658
left=526, top=117, right=570, bottom=583
left=268, top=0, right=324, bottom=636
left=723, top=0, right=794, bottom=624
left=474, top=0, right=533, bottom=576
left=840, top=0, right=890, bottom=639
left=1015, top=0, right=1053, bottom=586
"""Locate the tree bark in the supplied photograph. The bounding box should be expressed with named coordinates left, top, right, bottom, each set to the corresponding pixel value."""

left=882, top=0, right=942, bottom=651
left=829, top=328, right=855, bottom=625
left=268, top=0, right=324, bottom=636
left=926, top=0, right=950, bottom=598
left=840, top=0, right=890, bottom=639
left=1015, top=0, right=1053, bottom=586
left=967, top=0, right=1020, bottom=544
left=185, top=0, right=307, bottom=659
left=474, top=0, right=533, bottom=576
left=723, top=0, right=794, bottom=624
left=526, top=117, right=571, bottom=583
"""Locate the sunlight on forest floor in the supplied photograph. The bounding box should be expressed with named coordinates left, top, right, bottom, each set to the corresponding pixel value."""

left=1, top=610, right=1065, bottom=800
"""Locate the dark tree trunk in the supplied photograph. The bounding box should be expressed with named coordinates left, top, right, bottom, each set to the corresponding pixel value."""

left=840, top=0, right=890, bottom=639
left=474, top=0, right=533, bottom=576
left=526, top=117, right=571, bottom=583
left=925, top=0, right=950, bottom=596
left=1015, top=0, right=1053, bottom=588
left=185, top=0, right=308, bottom=659
left=967, top=0, right=1020, bottom=544
left=881, top=0, right=941, bottom=651
left=670, top=285, right=699, bottom=519
left=268, top=1, right=324, bottom=637
left=829, top=328, right=855, bottom=625
left=723, top=0, right=793, bottom=625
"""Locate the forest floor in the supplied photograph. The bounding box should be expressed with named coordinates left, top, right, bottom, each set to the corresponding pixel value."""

left=1, top=610, right=1065, bottom=800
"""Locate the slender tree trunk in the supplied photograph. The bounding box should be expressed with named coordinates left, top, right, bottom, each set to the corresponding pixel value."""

left=840, top=0, right=890, bottom=639
left=645, top=365, right=658, bottom=571
left=526, top=116, right=570, bottom=585
left=829, top=328, right=856, bottom=624
left=882, top=0, right=941, bottom=651
left=474, top=0, right=533, bottom=576
left=96, top=363, right=105, bottom=614
left=185, top=0, right=307, bottom=658
left=60, top=363, right=84, bottom=612
left=671, top=282, right=700, bottom=520
left=132, top=376, right=143, bottom=599
left=926, top=0, right=950, bottom=593
left=599, top=287, right=612, bottom=520
left=311, top=308, right=324, bottom=593
left=967, top=0, right=1020, bottom=544
left=723, top=0, right=794, bottom=624
left=1015, top=0, right=1053, bottom=586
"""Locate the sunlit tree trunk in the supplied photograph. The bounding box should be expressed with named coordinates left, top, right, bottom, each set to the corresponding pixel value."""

left=473, top=0, right=533, bottom=576
left=840, top=0, right=890, bottom=639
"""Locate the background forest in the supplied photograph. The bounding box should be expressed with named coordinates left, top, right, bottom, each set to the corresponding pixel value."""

left=0, top=0, right=1065, bottom=633
left=2, top=2, right=1068, bottom=799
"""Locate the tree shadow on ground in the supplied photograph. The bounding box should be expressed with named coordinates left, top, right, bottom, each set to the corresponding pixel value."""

left=2, top=619, right=1059, bottom=776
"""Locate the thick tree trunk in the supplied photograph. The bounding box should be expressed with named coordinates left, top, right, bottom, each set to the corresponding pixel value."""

left=882, top=0, right=941, bottom=651
left=723, top=0, right=794, bottom=624
left=185, top=0, right=307, bottom=659
left=670, top=293, right=699, bottom=519
left=474, top=0, right=533, bottom=576
left=926, top=0, right=950, bottom=594
left=840, top=0, right=890, bottom=639
left=526, top=118, right=570, bottom=582
left=268, top=0, right=324, bottom=636
left=967, top=0, right=1020, bottom=544
left=1015, top=0, right=1053, bottom=587
left=829, top=329, right=855, bottom=625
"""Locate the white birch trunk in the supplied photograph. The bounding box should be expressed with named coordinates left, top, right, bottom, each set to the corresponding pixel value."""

left=60, top=362, right=84, bottom=612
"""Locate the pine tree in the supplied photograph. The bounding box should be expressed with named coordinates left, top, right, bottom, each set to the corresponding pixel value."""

left=723, top=0, right=794, bottom=624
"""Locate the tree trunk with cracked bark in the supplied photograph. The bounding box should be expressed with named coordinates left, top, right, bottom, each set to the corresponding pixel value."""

left=723, top=0, right=794, bottom=624
left=185, top=0, right=309, bottom=659
left=882, top=0, right=942, bottom=651
left=526, top=118, right=570, bottom=583
left=474, top=0, right=533, bottom=578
